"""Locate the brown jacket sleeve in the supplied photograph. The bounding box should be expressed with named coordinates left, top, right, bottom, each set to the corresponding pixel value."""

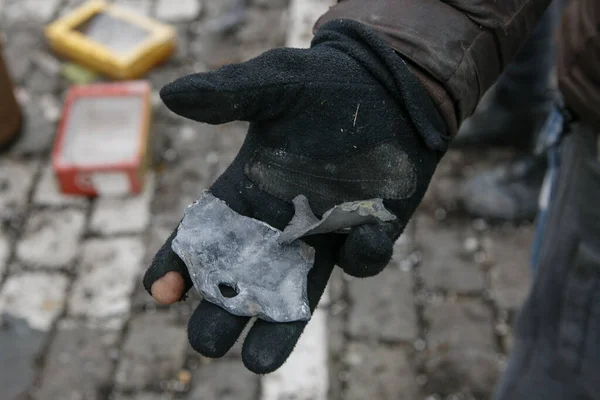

left=314, top=0, right=552, bottom=135
left=557, top=0, right=600, bottom=129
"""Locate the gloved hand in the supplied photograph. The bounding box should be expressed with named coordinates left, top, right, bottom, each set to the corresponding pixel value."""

left=143, top=19, right=449, bottom=374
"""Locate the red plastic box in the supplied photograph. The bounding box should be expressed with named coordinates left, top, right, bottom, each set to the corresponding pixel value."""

left=52, top=80, right=152, bottom=196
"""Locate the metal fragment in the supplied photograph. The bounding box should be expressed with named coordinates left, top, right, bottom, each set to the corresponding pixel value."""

left=172, top=191, right=315, bottom=323
left=278, top=195, right=396, bottom=244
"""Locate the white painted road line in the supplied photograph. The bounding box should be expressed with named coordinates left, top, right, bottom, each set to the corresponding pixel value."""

left=261, top=308, right=329, bottom=400
left=260, top=1, right=335, bottom=399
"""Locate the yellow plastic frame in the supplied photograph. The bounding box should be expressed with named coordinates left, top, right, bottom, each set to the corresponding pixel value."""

left=45, top=0, right=176, bottom=80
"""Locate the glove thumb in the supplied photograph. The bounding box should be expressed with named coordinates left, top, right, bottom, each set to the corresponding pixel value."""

left=160, top=49, right=304, bottom=124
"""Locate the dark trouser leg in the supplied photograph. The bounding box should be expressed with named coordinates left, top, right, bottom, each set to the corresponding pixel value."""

left=493, top=121, right=600, bottom=400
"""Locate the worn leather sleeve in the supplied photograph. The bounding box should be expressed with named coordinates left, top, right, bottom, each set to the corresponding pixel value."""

left=314, top=0, right=552, bottom=136
left=557, top=0, right=600, bottom=130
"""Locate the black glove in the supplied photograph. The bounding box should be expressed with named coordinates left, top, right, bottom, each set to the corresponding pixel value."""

left=143, top=19, right=449, bottom=374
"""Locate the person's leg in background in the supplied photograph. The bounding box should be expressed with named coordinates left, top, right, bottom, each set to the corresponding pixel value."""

left=453, top=0, right=563, bottom=221
left=492, top=115, right=600, bottom=400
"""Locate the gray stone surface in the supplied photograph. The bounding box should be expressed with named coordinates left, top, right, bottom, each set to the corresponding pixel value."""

left=417, top=215, right=485, bottom=294
left=114, top=0, right=155, bottom=16
left=69, top=238, right=145, bottom=326
left=0, top=315, right=47, bottom=400
left=343, top=342, right=418, bottom=400
left=485, top=225, right=534, bottom=311
left=115, top=311, right=188, bottom=390
left=185, top=361, right=260, bottom=400
left=10, top=96, right=56, bottom=156
left=0, top=272, right=69, bottom=331
left=0, top=228, right=10, bottom=279
left=16, top=209, right=86, bottom=269
left=151, top=155, right=215, bottom=228
left=10, top=0, right=62, bottom=22
left=155, top=0, right=202, bottom=22
left=347, top=266, right=417, bottom=342
left=90, top=174, right=155, bottom=235
left=0, top=158, right=38, bottom=216
left=113, top=392, right=175, bottom=400
left=33, top=321, right=120, bottom=400
left=423, top=300, right=500, bottom=398
left=33, top=163, right=89, bottom=207
left=11, top=98, right=56, bottom=156
left=2, top=21, right=44, bottom=83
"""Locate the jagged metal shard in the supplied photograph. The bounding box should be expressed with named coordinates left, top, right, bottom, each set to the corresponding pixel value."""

left=278, top=195, right=397, bottom=244
left=171, top=191, right=315, bottom=323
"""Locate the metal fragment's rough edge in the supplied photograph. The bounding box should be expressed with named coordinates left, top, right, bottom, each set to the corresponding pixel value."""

left=172, top=190, right=315, bottom=323
left=278, top=195, right=396, bottom=244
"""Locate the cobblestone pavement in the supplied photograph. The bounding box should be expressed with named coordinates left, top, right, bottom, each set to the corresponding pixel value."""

left=0, top=0, right=535, bottom=399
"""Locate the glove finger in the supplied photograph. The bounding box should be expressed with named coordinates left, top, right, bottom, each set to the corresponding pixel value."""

left=241, top=241, right=335, bottom=374
left=187, top=300, right=250, bottom=358
left=160, top=49, right=302, bottom=125
left=143, top=227, right=193, bottom=301
left=337, top=224, right=394, bottom=278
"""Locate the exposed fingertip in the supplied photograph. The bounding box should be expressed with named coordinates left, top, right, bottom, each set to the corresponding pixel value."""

left=151, top=271, right=186, bottom=304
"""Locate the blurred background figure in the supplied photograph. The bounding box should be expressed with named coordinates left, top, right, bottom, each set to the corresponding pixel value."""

left=453, top=0, right=563, bottom=221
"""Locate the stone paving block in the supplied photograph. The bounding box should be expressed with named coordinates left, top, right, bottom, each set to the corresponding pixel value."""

left=343, top=342, right=418, bottom=400
left=33, top=320, right=120, bottom=400
left=10, top=96, right=57, bottom=156
left=133, top=225, right=174, bottom=309
left=0, top=273, right=67, bottom=399
left=3, top=21, right=44, bottom=83
left=185, top=360, right=259, bottom=400
left=33, top=163, right=89, bottom=207
left=0, top=315, right=47, bottom=400
left=347, top=265, right=417, bottom=342
left=113, top=392, right=175, bottom=400
left=16, top=209, right=86, bottom=269
left=484, top=225, right=533, bottom=311
left=90, top=174, right=155, bottom=235
left=152, top=155, right=216, bottom=228
left=286, top=0, right=334, bottom=48
left=254, top=0, right=290, bottom=8
left=0, top=228, right=10, bottom=279
left=69, top=238, right=145, bottom=325
left=174, top=24, right=191, bottom=62
left=211, top=123, right=247, bottom=179
left=327, top=285, right=347, bottom=400
left=0, top=158, right=38, bottom=215
left=262, top=308, right=329, bottom=400
left=234, top=9, right=286, bottom=46
left=26, top=68, right=60, bottom=95
left=58, top=0, right=92, bottom=16
left=11, top=0, right=61, bottom=21
left=115, top=311, right=188, bottom=390
left=417, top=215, right=485, bottom=294
left=155, top=0, right=202, bottom=22
left=0, top=272, right=69, bottom=331
left=114, top=0, right=154, bottom=15
left=423, top=299, right=500, bottom=397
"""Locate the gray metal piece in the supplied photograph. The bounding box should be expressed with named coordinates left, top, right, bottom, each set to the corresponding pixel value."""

left=171, top=191, right=315, bottom=323
left=278, top=195, right=396, bottom=244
